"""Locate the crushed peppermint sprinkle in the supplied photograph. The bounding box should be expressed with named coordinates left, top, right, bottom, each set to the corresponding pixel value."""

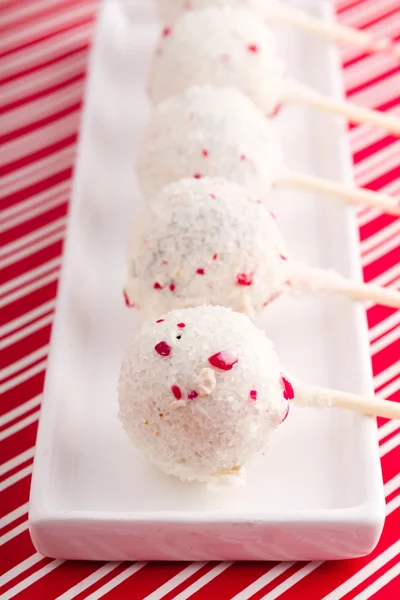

left=169, top=283, right=176, bottom=292
left=123, top=290, right=134, bottom=308
left=177, top=322, right=186, bottom=328
left=162, top=27, right=171, bottom=37
left=154, top=341, right=172, bottom=357
left=208, top=350, right=238, bottom=371
left=171, top=385, right=182, bottom=399
left=209, top=193, right=216, bottom=199
left=202, top=149, right=209, bottom=157
left=240, top=154, right=246, bottom=161
left=247, top=43, right=259, bottom=53
left=279, top=254, right=288, bottom=261
left=154, top=282, right=163, bottom=290
left=193, top=173, right=202, bottom=179
left=188, top=390, right=198, bottom=400
left=249, top=389, right=258, bottom=401
left=196, top=268, right=205, bottom=275
left=281, top=376, right=295, bottom=400
left=281, top=402, right=290, bottom=423
left=236, top=273, right=253, bottom=286
left=162, top=260, right=168, bottom=265
left=156, top=319, right=164, bottom=323
left=213, top=253, right=218, bottom=260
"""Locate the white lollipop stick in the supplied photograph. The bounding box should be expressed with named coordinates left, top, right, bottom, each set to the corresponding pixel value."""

left=270, top=4, right=394, bottom=55
left=285, top=80, right=400, bottom=136
left=289, top=263, right=400, bottom=309
left=280, top=169, right=400, bottom=216
left=292, top=380, right=400, bottom=420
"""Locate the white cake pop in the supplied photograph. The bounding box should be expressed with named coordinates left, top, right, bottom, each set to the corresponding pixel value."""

left=125, top=178, right=400, bottom=314
left=149, top=7, right=400, bottom=135
left=157, top=0, right=397, bottom=55
left=125, top=177, right=287, bottom=318
left=118, top=305, right=290, bottom=485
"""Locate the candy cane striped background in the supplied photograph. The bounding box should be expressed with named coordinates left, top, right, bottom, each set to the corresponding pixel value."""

left=0, top=0, right=399, bottom=598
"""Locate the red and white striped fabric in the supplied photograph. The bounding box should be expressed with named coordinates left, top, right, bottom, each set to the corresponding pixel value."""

left=0, top=0, right=399, bottom=598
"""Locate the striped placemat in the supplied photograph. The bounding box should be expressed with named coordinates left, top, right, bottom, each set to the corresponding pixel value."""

left=0, top=0, right=399, bottom=598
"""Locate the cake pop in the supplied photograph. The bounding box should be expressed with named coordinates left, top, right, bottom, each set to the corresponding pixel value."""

left=149, top=7, right=400, bottom=135
left=156, top=0, right=398, bottom=56
left=138, top=86, right=400, bottom=215
left=118, top=305, right=400, bottom=487
left=124, top=178, right=400, bottom=317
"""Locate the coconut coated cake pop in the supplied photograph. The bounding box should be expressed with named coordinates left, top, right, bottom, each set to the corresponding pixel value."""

left=125, top=177, right=288, bottom=318
left=138, top=85, right=283, bottom=198
left=118, top=305, right=290, bottom=485
left=149, top=6, right=285, bottom=113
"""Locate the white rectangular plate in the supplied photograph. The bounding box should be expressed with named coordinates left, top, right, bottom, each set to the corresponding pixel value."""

left=29, top=0, right=385, bottom=561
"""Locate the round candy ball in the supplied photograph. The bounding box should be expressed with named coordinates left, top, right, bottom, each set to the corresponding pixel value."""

left=138, top=85, right=284, bottom=198
left=125, top=177, right=289, bottom=318
left=149, top=6, right=285, bottom=114
left=118, top=305, right=290, bottom=485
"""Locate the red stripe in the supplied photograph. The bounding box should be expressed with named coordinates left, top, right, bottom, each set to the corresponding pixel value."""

left=0, top=167, right=72, bottom=211
left=0, top=0, right=87, bottom=35
left=363, top=246, right=400, bottom=282
left=0, top=14, right=96, bottom=60
left=367, top=305, right=398, bottom=329
left=161, top=563, right=222, bottom=600
left=0, top=405, right=41, bottom=436
left=359, top=214, right=398, bottom=242
left=0, top=422, right=38, bottom=465
left=357, top=6, right=400, bottom=33
left=72, top=563, right=133, bottom=600
left=381, top=445, right=400, bottom=483
left=0, top=557, right=52, bottom=596
left=250, top=563, right=308, bottom=600
left=0, top=325, right=52, bottom=370
left=0, top=280, right=59, bottom=327
left=337, top=0, right=368, bottom=15
left=0, top=266, right=60, bottom=303
left=0, top=530, right=37, bottom=579
left=0, top=135, right=77, bottom=178
left=372, top=574, right=400, bottom=599
left=1, top=201, right=68, bottom=246
left=0, top=371, right=45, bottom=415
left=353, top=134, right=398, bottom=164
left=0, top=476, right=32, bottom=520
left=347, top=65, right=400, bottom=98
left=0, top=456, right=34, bottom=487
left=1, top=240, right=64, bottom=287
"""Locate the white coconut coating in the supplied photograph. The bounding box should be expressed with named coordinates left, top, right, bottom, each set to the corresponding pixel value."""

left=118, top=305, right=290, bottom=484
left=125, top=177, right=289, bottom=318
left=149, top=6, right=286, bottom=113
left=157, top=0, right=275, bottom=24
left=138, top=85, right=284, bottom=198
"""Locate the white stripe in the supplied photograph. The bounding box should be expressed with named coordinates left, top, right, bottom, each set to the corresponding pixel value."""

left=0, top=189, right=68, bottom=234
left=0, top=408, right=40, bottom=442
left=370, top=311, right=400, bottom=343
left=378, top=420, right=399, bottom=442
left=0, top=447, right=35, bottom=477
left=377, top=378, right=400, bottom=403
left=0, top=180, right=70, bottom=222
left=0, top=553, right=44, bottom=587
left=342, top=9, right=400, bottom=63
left=0, top=270, right=60, bottom=308
left=371, top=326, right=400, bottom=355
left=386, top=493, right=400, bottom=515
left=0, top=3, right=95, bottom=54
left=172, top=563, right=233, bottom=600
left=322, top=541, right=400, bottom=600
left=0, top=112, right=79, bottom=167
left=0, top=396, right=41, bottom=428
left=231, top=563, right=294, bottom=600
left=384, top=473, right=400, bottom=498
left=1, top=74, right=85, bottom=132
left=2, top=503, right=29, bottom=528
left=379, top=431, right=400, bottom=457
left=142, top=563, right=206, bottom=600
left=84, top=563, right=147, bottom=600
left=56, top=563, right=123, bottom=600
left=343, top=54, right=396, bottom=90
left=350, top=108, right=400, bottom=153
left=0, top=146, right=75, bottom=198
left=2, top=560, right=65, bottom=600
left=352, top=562, right=400, bottom=600
left=362, top=235, right=400, bottom=267
left=0, top=359, right=47, bottom=395
left=1, top=219, right=66, bottom=268
left=1, top=346, right=49, bottom=382
left=0, top=520, right=29, bottom=545
left=1, top=257, right=61, bottom=298
left=0, top=300, right=55, bottom=339
left=0, top=24, right=92, bottom=80
left=0, top=464, right=33, bottom=493
left=373, top=362, right=400, bottom=390
left=1, top=313, right=54, bottom=350
left=360, top=221, right=400, bottom=255
left=368, top=266, right=400, bottom=288
left=339, top=0, right=399, bottom=28
left=350, top=72, right=400, bottom=109
left=354, top=141, right=400, bottom=184
left=261, top=562, right=322, bottom=599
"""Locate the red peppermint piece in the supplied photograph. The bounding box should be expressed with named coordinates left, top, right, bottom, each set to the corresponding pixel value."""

left=193, top=173, right=202, bottom=179
left=188, top=391, right=198, bottom=400
left=249, top=389, right=258, bottom=401
left=209, top=193, right=216, bottom=199
left=269, top=102, right=282, bottom=118
left=196, top=268, right=205, bottom=275
left=202, top=149, right=209, bottom=157
left=123, top=290, right=136, bottom=308
left=213, top=253, right=218, bottom=260
left=154, top=282, right=163, bottom=290
left=208, top=350, right=238, bottom=371
left=236, top=272, right=253, bottom=286
left=281, top=402, right=290, bottom=423
left=156, top=319, right=164, bottom=323
left=162, top=27, right=171, bottom=37
left=247, top=43, right=259, bottom=53
left=177, top=322, right=186, bottom=328
left=171, top=385, right=182, bottom=399
left=240, top=154, right=246, bottom=161
left=281, top=376, right=294, bottom=400
left=155, top=341, right=172, bottom=357
left=279, top=254, right=288, bottom=261
left=170, top=283, right=176, bottom=292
